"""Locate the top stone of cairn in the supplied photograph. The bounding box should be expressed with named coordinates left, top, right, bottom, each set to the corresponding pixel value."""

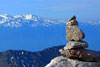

left=67, top=16, right=78, bottom=26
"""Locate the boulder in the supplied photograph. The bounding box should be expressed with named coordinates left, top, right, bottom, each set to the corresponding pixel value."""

left=64, top=41, right=88, bottom=50
left=66, top=26, right=85, bottom=41
left=45, top=56, right=100, bottom=67
left=59, top=49, right=100, bottom=62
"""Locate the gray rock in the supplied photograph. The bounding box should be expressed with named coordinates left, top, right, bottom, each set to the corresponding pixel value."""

left=64, top=41, right=88, bottom=50
left=66, top=26, right=85, bottom=41
left=45, top=56, right=100, bottom=67
left=59, top=49, right=100, bottom=62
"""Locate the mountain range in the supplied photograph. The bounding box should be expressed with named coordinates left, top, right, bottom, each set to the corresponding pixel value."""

left=0, top=14, right=65, bottom=27
left=0, top=45, right=64, bottom=67
left=0, top=14, right=100, bottom=51
left=0, top=14, right=100, bottom=28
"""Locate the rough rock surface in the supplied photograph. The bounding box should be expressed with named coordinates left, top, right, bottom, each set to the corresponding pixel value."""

left=59, top=49, right=100, bottom=62
left=64, top=41, right=88, bottom=50
left=45, top=56, right=100, bottom=67
left=66, top=26, right=85, bottom=41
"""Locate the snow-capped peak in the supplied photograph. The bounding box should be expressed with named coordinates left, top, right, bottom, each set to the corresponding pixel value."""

left=24, top=14, right=33, bottom=20
left=0, top=14, right=9, bottom=19
left=0, top=14, right=65, bottom=28
left=0, top=14, right=99, bottom=28
left=14, top=15, right=23, bottom=18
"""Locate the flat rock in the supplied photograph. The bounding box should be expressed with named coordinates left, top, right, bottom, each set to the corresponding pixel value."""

left=45, top=56, right=100, bottom=67
left=66, top=26, right=85, bottom=41
left=59, top=49, right=100, bottom=62
left=64, top=41, right=88, bottom=50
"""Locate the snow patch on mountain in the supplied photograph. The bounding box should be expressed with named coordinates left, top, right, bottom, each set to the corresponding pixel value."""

left=0, top=14, right=100, bottom=28
left=0, top=14, right=66, bottom=28
left=87, top=21, right=100, bottom=25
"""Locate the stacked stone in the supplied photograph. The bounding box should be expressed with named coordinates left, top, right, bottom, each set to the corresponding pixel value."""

left=59, top=16, right=100, bottom=62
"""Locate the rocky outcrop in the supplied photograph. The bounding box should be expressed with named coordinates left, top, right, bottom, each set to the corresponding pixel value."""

left=46, top=16, right=100, bottom=67
left=45, top=56, right=100, bottom=67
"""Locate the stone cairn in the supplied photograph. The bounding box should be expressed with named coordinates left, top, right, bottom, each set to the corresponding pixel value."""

left=59, top=16, right=100, bottom=62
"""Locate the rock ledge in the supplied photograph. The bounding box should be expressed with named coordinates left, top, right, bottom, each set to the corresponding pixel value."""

left=45, top=56, right=100, bottom=67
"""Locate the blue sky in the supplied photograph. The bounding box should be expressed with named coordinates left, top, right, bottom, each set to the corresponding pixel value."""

left=0, top=0, right=100, bottom=21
